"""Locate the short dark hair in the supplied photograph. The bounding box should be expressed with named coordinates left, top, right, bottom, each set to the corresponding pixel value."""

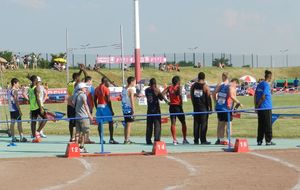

left=172, top=76, right=180, bottom=85
left=127, top=76, right=135, bottom=85
left=72, top=73, right=80, bottom=81
left=231, top=78, right=239, bottom=84
left=101, top=76, right=108, bottom=83
left=11, top=78, right=19, bottom=86
left=198, top=72, right=205, bottom=80
left=265, top=70, right=272, bottom=79
left=149, top=78, right=156, bottom=86
left=30, top=75, right=37, bottom=83
left=85, top=76, right=92, bottom=82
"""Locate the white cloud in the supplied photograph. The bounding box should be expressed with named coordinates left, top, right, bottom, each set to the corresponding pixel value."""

left=11, top=0, right=47, bottom=9
left=222, top=10, right=265, bottom=30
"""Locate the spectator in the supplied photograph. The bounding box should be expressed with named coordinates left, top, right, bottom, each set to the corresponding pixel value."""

left=294, top=77, right=299, bottom=90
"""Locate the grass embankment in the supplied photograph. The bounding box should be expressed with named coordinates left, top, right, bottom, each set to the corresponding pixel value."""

left=1, top=66, right=300, bottom=87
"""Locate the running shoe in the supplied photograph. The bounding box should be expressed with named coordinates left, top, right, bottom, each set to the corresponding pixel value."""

left=80, top=147, right=88, bottom=153
left=124, top=140, right=134, bottom=144
left=201, top=141, right=211, bottom=145
left=215, top=139, right=221, bottom=145
left=12, top=137, right=19, bottom=142
left=20, top=137, right=28, bottom=142
left=32, top=138, right=42, bottom=143
left=173, top=141, right=179, bottom=146
left=194, top=140, right=199, bottom=145
left=40, top=132, right=47, bottom=138
left=257, top=141, right=263, bottom=146
left=182, top=139, right=190, bottom=144
left=220, top=140, right=228, bottom=145
left=109, top=139, right=119, bottom=144
left=266, top=141, right=276, bottom=146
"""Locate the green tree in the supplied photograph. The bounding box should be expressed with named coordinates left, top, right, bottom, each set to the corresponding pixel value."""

left=212, top=57, right=232, bottom=67
left=0, top=51, right=13, bottom=62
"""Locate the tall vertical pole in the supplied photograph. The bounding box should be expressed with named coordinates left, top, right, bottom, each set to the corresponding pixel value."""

left=134, top=0, right=141, bottom=83
left=120, top=25, right=125, bottom=86
left=66, top=28, right=69, bottom=83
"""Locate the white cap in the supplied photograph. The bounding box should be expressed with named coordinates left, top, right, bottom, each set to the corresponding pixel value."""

left=37, top=76, right=42, bottom=82
left=77, top=82, right=89, bottom=89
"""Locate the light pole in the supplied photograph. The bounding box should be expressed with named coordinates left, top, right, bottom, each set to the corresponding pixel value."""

left=280, top=49, right=288, bottom=67
left=81, top=43, right=90, bottom=66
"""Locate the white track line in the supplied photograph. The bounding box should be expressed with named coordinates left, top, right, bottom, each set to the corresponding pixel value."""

left=164, top=155, right=198, bottom=190
left=250, top=152, right=300, bottom=190
left=41, top=158, right=93, bottom=190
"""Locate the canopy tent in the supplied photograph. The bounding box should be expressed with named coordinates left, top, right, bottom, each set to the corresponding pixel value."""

left=240, top=75, right=256, bottom=83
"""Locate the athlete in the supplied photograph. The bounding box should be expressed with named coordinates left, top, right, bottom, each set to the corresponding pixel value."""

left=66, top=65, right=87, bottom=142
left=214, top=78, right=242, bottom=145
left=121, top=76, right=136, bottom=144
left=145, top=78, right=169, bottom=145
left=212, top=72, right=229, bottom=145
left=7, top=78, right=27, bottom=142
left=28, top=75, right=47, bottom=143
left=162, top=76, right=189, bottom=145
left=94, top=77, right=119, bottom=144
left=190, top=72, right=212, bottom=145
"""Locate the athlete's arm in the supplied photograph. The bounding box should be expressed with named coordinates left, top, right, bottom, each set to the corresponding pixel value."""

left=212, top=84, right=221, bottom=103
left=229, top=86, right=243, bottom=108
left=156, top=87, right=170, bottom=104
left=83, top=95, right=93, bottom=121
left=35, top=86, right=44, bottom=113
left=205, top=84, right=213, bottom=111
left=190, top=84, right=195, bottom=104
left=129, top=88, right=135, bottom=114
left=94, top=90, right=98, bottom=110
left=105, top=91, right=114, bottom=115
left=13, top=90, right=22, bottom=116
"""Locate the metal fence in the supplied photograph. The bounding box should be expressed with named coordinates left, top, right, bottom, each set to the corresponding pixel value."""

left=8, top=52, right=300, bottom=69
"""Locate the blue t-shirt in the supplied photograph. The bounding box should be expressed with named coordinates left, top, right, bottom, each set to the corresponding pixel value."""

left=294, top=79, right=299, bottom=87
left=255, top=81, right=272, bottom=109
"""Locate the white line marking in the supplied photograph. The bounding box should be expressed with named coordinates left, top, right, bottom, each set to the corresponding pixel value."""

left=250, top=152, right=300, bottom=190
left=41, top=158, right=93, bottom=190
left=164, top=155, right=198, bottom=190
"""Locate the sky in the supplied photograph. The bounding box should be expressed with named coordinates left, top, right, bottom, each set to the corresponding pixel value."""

left=1, top=0, right=300, bottom=56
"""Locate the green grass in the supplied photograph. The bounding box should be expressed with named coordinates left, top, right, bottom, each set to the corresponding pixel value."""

left=1, top=94, right=299, bottom=139
left=1, top=66, right=300, bottom=87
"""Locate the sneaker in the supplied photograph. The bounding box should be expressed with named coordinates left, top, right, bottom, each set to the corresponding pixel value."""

left=266, top=141, right=276, bottom=146
left=220, top=141, right=228, bottom=145
left=146, top=142, right=153, bottom=145
left=257, top=141, right=263, bottom=146
left=20, top=137, right=28, bottom=142
left=182, top=139, right=189, bottom=144
left=40, top=132, right=47, bottom=138
left=109, top=139, right=119, bottom=144
left=173, top=141, right=179, bottom=145
left=85, top=139, right=95, bottom=144
left=201, top=141, right=211, bottom=145
left=194, top=140, right=199, bottom=145
left=99, top=140, right=106, bottom=144
left=32, top=138, right=42, bottom=143
left=215, top=139, right=221, bottom=145
left=124, top=140, right=134, bottom=144
left=12, top=137, right=19, bottom=142
left=80, top=147, right=88, bottom=153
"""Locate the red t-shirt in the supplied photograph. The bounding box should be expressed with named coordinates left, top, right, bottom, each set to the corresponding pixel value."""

left=168, top=85, right=181, bottom=105
left=95, top=84, right=110, bottom=105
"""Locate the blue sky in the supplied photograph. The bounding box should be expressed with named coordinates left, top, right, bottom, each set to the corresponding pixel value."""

left=1, top=0, right=299, bottom=55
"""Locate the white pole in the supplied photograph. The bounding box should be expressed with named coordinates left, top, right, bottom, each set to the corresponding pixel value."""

left=66, top=28, right=69, bottom=83
left=120, top=25, right=125, bottom=86
left=134, top=0, right=141, bottom=82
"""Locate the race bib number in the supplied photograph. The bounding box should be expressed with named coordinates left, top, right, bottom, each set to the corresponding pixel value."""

left=217, top=92, right=227, bottom=105
left=194, top=90, right=203, bottom=98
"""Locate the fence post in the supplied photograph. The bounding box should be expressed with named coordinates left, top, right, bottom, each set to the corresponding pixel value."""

left=203, top=52, right=205, bottom=67
left=84, top=54, right=87, bottom=66
left=251, top=54, right=254, bottom=68
left=212, top=53, right=214, bottom=66
left=174, top=53, right=176, bottom=64
left=229, top=54, right=232, bottom=67
left=286, top=54, right=289, bottom=67
left=184, top=52, right=186, bottom=63
left=242, top=54, right=245, bottom=66
left=193, top=53, right=196, bottom=66
left=256, top=55, right=258, bottom=68
left=72, top=54, right=75, bottom=67
left=270, top=55, right=273, bottom=68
